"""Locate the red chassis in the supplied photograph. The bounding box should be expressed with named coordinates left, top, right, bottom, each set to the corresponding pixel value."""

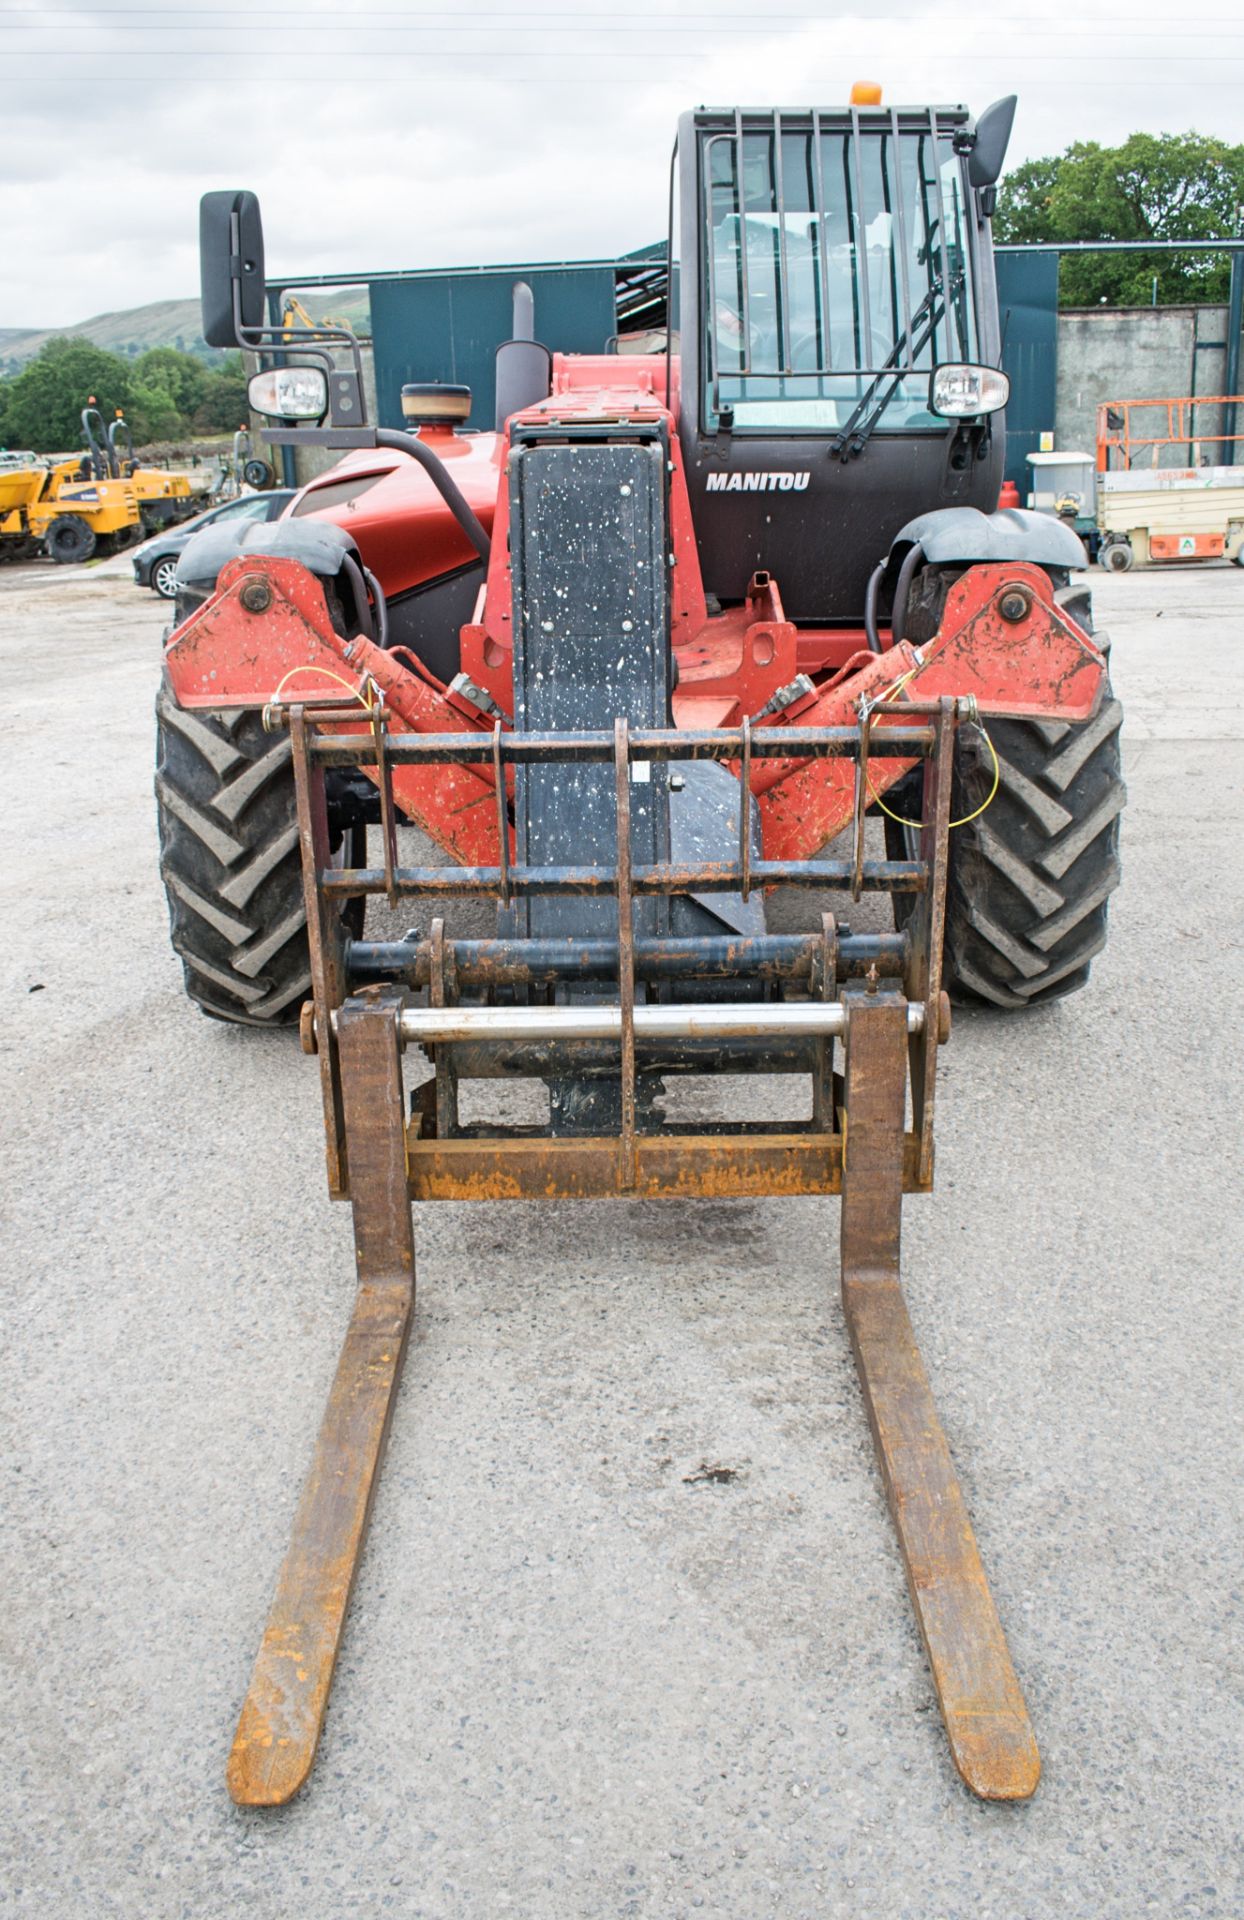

left=165, top=354, right=1108, bottom=860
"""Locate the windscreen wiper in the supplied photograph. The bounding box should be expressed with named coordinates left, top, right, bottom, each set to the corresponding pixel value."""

left=830, top=276, right=956, bottom=461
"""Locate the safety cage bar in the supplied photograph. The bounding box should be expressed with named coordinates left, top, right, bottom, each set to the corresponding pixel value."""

left=1096, top=393, right=1244, bottom=470
left=701, top=104, right=973, bottom=413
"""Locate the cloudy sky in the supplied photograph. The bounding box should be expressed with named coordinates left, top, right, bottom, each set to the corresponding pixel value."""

left=4, top=0, right=1241, bottom=326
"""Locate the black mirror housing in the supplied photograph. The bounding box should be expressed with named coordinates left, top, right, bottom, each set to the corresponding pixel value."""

left=968, top=96, right=1017, bottom=188
left=200, top=190, right=266, bottom=347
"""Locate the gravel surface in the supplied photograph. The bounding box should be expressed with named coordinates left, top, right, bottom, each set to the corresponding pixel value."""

left=1, top=558, right=1241, bottom=1920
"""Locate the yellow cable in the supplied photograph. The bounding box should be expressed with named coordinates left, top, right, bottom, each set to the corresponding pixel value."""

left=265, top=653, right=1000, bottom=831
left=865, top=720, right=1000, bottom=830
left=270, top=663, right=374, bottom=709
left=861, top=664, right=1000, bottom=830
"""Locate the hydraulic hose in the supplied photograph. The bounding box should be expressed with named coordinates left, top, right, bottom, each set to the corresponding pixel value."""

left=889, top=541, right=925, bottom=650
left=261, top=423, right=492, bottom=565
left=864, top=561, right=886, bottom=653
left=375, top=428, right=491, bottom=564
left=362, top=565, right=389, bottom=649
left=340, top=552, right=375, bottom=643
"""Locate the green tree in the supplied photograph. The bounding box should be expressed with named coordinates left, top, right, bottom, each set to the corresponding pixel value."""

left=0, top=338, right=245, bottom=449
left=191, top=352, right=249, bottom=434
left=126, top=346, right=209, bottom=440
left=995, top=131, right=1244, bottom=306
left=0, top=338, right=132, bottom=452
left=127, top=376, right=183, bottom=443
left=134, top=346, right=208, bottom=416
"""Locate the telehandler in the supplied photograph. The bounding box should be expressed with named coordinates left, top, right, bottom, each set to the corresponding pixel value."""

left=157, top=90, right=1124, bottom=1807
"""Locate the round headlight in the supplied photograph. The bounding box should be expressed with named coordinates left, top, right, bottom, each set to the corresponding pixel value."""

left=929, top=364, right=1010, bottom=418
left=247, top=366, right=329, bottom=420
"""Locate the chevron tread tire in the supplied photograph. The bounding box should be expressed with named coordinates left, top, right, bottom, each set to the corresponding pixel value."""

left=937, top=685, right=1125, bottom=1008
left=888, top=577, right=1125, bottom=1010
left=155, top=679, right=316, bottom=1026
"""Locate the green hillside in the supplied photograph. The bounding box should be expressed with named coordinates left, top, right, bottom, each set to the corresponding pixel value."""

left=0, top=290, right=373, bottom=374
left=1, top=300, right=212, bottom=372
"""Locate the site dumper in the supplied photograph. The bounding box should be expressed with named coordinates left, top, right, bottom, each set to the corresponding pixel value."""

left=99, top=407, right=198, bottom=532
left=156, top=93, right=1125, bottom=1806
left=0, top=445, right=140, bottom=562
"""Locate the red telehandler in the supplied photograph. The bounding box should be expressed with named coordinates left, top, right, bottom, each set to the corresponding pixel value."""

left=156, top=94, right=1124, bottom=1807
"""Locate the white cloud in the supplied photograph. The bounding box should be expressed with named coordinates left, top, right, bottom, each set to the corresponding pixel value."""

left=2, top=0, right=1240, bottom=324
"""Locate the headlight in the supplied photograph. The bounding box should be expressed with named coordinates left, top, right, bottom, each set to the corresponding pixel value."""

left=247, top=365, right=328, bottom=420
left=929, top=364, right=1010, bottom=418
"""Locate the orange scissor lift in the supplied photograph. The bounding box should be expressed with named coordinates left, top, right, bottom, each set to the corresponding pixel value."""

left=1096, top=393, right=1244, bottom=569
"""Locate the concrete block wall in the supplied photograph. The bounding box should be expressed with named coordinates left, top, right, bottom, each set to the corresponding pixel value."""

left=1055, top=306, right=1231, bottom=464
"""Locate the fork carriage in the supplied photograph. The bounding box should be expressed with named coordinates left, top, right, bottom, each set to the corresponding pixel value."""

left=224, top=693, right=1040, bottom=1809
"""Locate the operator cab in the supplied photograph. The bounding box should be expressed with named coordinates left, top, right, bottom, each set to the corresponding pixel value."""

left=677, top=100, right=1014, bottom=620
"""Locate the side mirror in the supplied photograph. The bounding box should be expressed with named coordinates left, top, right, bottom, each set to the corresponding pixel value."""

left=968, top=96, right=1017, bottom=189
left=200, top=189, right=266, bottom=347
left=198, top=190, right=369, bottom=442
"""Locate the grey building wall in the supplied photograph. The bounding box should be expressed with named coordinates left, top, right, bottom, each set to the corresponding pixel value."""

left=1055, top=306, right=1230, bottom=463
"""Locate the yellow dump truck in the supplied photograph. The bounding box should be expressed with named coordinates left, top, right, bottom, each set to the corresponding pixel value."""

left=0, top=403, right=203, bottom=563
left=102, top=410, right=198, bottom=533
left=0, top=455, right=142, bottom=562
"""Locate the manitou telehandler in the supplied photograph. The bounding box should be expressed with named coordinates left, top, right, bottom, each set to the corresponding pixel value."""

left=156, top=92, right=1124, bottom=1808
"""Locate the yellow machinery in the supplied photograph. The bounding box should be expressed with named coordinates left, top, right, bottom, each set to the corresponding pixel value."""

left=0, top=453, right=141, bottom=563
left=0, top=404, right=203, bottom=563
left=281, top=293, right=356, bottom=340
left=98, top=406, right=198, bottom=534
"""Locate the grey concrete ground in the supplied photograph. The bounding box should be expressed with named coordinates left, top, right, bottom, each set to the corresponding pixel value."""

left=1, top=557, right=1241, bottom=1920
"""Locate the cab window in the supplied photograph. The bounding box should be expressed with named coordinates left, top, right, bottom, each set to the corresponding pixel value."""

left=704, top=122, right=975, bottom=431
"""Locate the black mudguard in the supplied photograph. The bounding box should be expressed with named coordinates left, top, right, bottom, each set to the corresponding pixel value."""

left=174, top=517, right=368, bottom=624
left=888, top=505, right=1087, bottom=571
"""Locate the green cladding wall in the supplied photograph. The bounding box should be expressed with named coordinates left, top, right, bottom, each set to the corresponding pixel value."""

left=370, top=267, right=620, bottom=433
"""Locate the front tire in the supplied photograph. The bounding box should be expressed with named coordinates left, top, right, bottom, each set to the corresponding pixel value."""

left=45, top=514, right=97, bottom=563
left=151, top=555, right=179, bottom=599
left=156, top=681, right=323, bottom=1025
left=937, top=688, right=1125, bottom=1007
left=888, top=577, right=1125, bottom=1009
